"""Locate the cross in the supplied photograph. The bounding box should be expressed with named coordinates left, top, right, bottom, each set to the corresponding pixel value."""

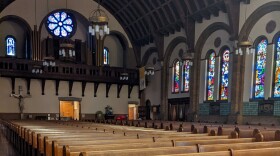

left=10, top=86, right=31, bottom=114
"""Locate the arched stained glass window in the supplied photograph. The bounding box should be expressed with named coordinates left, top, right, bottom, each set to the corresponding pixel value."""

left=6, top=36, right=16, bottom=56
left=207, top=51, right=216, bottom=100
left=182, top=61, right=190, bottom=92
left=46, top=11, right=75, bottom=38
left=274, top=37, right=280, bottom=97
left=104, top=47, right=109, bottom=65
left=254, top=39, right=268, bottom=98
left=220, top=49, right=230, bottom=100
left=172, top=60, right=180, bottom=93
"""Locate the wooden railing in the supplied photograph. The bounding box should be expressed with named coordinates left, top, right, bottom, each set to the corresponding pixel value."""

left=0, top=57, right=139, bottom=85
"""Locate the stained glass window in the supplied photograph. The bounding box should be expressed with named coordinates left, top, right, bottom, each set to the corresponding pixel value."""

left=254, top=39, right=268, bottom=98
left=46, top=11, right=75, bottom=38
left=274, top=37, right=280, bottom=97
left=173, top=60, right=180, bottom=93
left=6, top=36, right=16, bottom=56
left=182, top=61, right=190, bottom=92
left=220, top=49, right=230, bottom=100
left=207, top=51, right=216, bottom=100
left=104, top=47, right=109, bottom=65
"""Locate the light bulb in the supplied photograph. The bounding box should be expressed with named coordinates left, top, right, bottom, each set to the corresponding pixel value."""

left=95, top=25, right=99, bottom=32
left=106, top=28, right=110, bottom=35
left=235, top=49, right=239, bottom=55
left=246, top=47, right=250, bottom=55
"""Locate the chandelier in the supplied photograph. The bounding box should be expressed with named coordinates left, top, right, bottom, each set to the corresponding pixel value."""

left=88, top=0, right=110, bottom=38
left=181, top=50, right=194, bottom=66
left=235, top=1, right=254, bottom=55
left=235, top=39, right=255, bottom=55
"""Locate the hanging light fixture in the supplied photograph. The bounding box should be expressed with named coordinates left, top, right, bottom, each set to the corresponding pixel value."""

left=181, top=10, right=194, bottom=66
left=181, top=50, right=194, bottom=66
left=88, top=0, right=110, bottom=38
left=235, top=1, right=255, bottom=55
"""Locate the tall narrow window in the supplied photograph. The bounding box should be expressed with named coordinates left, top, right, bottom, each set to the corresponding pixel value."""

left=182, top=61, right=190, bottom=92
left=207, top=51, right=216, bottom=100
left=254, top=39, right=268, bottom=98
left=6, top=36, right=16, bottom=56
left=172, top=60, right=180, bottom=93
left=274, top=37, right=280, bottom=97
left=104, top=47, right=109, bottom=65
left=220, top=49, right=230, bottom=100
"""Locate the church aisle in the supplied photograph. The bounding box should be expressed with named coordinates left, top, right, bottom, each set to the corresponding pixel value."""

left=0, top=125, right=20, bottom=156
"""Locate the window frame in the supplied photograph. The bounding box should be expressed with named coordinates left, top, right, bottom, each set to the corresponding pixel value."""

left=219, top=46, right=230, bottom=101
left=252, top=36, right=268, bottom=100
left=205, top=50, right=216, bottom=101
left=172, top=59, right=180, bottom=94
left=272, top=33, right=280, bottom=98
left=181, top=60, right=190, bottom=93
left=103, top=47, right=110, bottom=66
left=5, top=35, right=16, bottom=57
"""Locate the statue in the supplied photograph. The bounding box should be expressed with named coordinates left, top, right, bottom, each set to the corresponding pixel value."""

left=10, top=86, right=31, bottom=118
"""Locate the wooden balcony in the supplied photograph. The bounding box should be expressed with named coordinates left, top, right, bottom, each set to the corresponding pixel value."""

left=0, top=58, right=139, bottom=85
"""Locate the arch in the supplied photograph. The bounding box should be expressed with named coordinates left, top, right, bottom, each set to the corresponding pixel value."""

left=218, top=45, right=231, bottom=57
left=191, top=22, right=231, bottom=111
left=104, top=30, right=130, bottom=67
left=0, top=15, right=32, bottom=33
left=195, top=22, right=231, bottom=59
left=163, top=36, right=186, bottom=68
left=141, top=47, right=158, bottom=66
left=239, top=1, right=280, bottom=41
left=0, top=15, right=32, bottom=59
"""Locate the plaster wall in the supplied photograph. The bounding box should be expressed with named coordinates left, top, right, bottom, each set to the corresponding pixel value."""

left=0, top=77, right=139, bottom=115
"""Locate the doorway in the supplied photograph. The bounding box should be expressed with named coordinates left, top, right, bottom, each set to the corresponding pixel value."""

left=60, top=101, right=80, bottom=120
left=128, top=104, right=137, bottom=120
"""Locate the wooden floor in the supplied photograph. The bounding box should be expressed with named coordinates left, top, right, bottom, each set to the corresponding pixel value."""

left=0, top=125, right=19, bottom=156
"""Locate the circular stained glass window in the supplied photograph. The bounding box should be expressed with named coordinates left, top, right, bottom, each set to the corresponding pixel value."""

left=46, top=11, right=75, bottom=38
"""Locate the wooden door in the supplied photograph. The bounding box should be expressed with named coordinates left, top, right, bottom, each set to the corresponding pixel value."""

left=128, top=107, right=135, bottom=120
left=60, top=101, right=74, bottom=119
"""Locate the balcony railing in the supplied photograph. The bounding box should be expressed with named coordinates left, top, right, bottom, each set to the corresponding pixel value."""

left=0, top=58, right=139, bottom=85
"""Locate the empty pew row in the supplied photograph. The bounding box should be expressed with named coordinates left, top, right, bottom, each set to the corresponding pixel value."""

left=1, top=119, right=280, bottom=156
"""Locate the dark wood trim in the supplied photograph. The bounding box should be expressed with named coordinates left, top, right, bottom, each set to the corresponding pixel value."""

left=106, top=83, right=112, bottom=98
left=58, top=97, right=82, bottom=101
left=11, top=77, right=15, bottom=94
left=41, top=79, right=45, bottom=95
left=81, top=81, right=86, bottom=97
left=94, top=83, right=99, bottom=97
left=26, top=78, right=31, bottom=95
left=128, top=85, right=134, bottom=98
left=117, top=84, right=123, bottom=98
left=55, top=80, right=60, bottom=96
left=68, top=81, right=73, bottom=96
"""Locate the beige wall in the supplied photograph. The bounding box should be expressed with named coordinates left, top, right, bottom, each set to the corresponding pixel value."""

left=242, top=8, right=280, bottom=101
left=0, top=77, right=139, bottom=115
left=104, top=35, right=123, bottom=67
left=0, top=21, right=26, bottom=58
